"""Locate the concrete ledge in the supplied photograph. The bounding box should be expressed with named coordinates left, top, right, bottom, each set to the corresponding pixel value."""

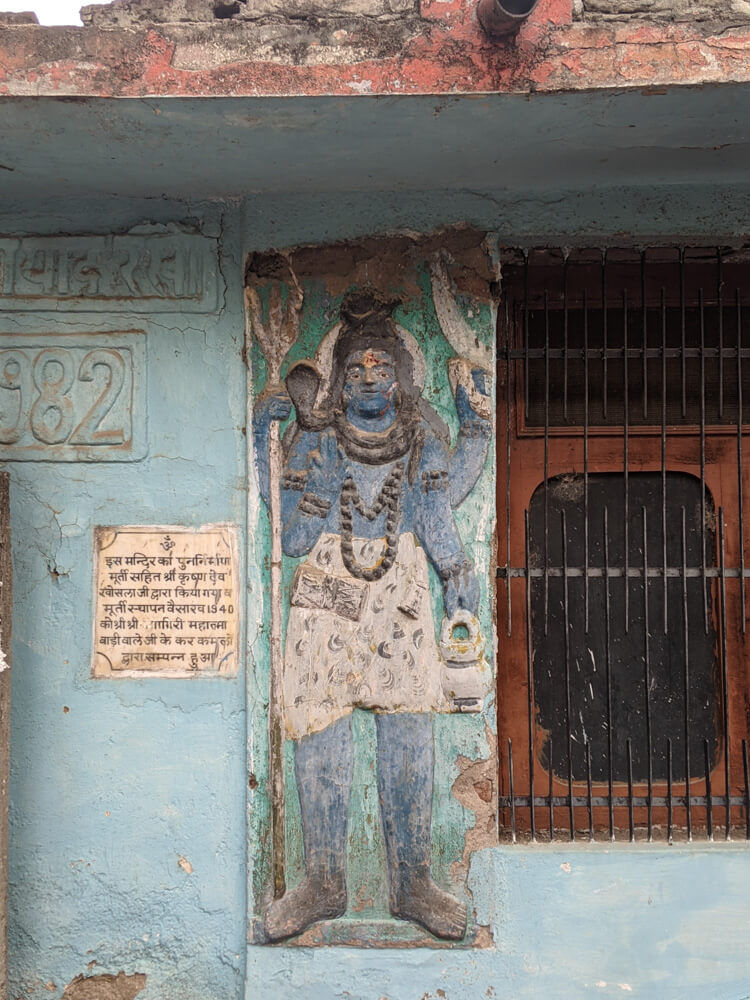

left=1, top=0, right=750, bottom=97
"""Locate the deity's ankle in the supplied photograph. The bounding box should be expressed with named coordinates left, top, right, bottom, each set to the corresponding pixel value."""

left=389, top=864, right=467, bottom=941
left=264, top=870, right=347, bottom=942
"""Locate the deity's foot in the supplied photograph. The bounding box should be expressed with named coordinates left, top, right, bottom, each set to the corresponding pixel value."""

left=390, top=867, right=467, bottom=940
left=264, top=872, right=347, bottom=942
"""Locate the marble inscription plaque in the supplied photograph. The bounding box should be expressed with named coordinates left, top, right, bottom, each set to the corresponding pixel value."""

left=93, top=524, right=239, bottom=678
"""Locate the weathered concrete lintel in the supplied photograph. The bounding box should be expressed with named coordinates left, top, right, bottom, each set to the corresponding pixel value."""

left=2, top=0, right=750, bottom=97
left=79, top=0, right=418, bottom=28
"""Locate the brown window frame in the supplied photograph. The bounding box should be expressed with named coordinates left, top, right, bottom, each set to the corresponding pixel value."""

left=496, top=246, right=750, bottom=843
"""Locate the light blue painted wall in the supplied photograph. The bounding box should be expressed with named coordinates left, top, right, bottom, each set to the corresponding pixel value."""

left=3, top=201, right=248, bottom=999
left=249, top=845, right=750, bottom=1000
left=1, top=167, right=750, bottom=999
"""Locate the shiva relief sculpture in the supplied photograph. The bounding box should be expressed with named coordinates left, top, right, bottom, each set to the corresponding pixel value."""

left=250, top=255, right=493, bottom=943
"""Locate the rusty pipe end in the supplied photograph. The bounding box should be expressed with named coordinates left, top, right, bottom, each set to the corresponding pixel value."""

left=477, top=0, right=539, bottom=38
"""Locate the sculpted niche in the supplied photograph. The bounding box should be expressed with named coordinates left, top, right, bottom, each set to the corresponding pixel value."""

left=250, top=253, right=494, bottom=944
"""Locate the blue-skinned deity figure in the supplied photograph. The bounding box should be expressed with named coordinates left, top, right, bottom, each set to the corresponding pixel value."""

left=253, top=288, right=492, bottom=942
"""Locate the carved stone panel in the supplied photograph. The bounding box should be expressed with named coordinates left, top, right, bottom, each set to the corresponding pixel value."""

left=0, top=332, right=146, bottom=462
left=247, top=234, right=497, bottom=947
left=0, top=234, right=219, bottom=313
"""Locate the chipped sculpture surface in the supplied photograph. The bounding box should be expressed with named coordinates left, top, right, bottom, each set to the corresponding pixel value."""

left=252, top=286, right=492, bottom=943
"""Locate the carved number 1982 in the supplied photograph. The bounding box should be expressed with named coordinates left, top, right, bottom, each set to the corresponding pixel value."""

left=0, top=348, right=126, bottom=446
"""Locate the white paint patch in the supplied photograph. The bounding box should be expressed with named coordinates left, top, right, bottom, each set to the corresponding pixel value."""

left=347, top=79, right=373, bottom=93
left=596, top=983, right=607, bottom=989
left=618, top=986, right=633, bottom=993
left=560, top=862, right=572, bottom=873
left=430, top=253, right=493, bottom=369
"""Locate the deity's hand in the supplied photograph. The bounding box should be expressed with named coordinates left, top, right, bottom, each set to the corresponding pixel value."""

left=451, top=359, right=492, bottom=424
left=306, top=429, right=343, bottom=503
left=441, top=559, right=480, bottom=618
left=256, top=385, right=292, bottom=424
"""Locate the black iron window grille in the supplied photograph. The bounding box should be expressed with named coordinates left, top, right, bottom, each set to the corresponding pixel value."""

left=496, top=247, right=750, bottom=843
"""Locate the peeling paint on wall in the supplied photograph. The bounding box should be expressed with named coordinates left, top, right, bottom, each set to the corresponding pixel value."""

left=61, top=971, right=147, bottom=1000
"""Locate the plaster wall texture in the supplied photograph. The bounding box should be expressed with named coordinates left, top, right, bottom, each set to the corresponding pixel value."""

left=3, top=202, right=249, bottom=1000
left=80, top=0, right=417, bottom=26
left=2, top=182, right=750, bottom=999
left=578, top=0, right=750, bottom=22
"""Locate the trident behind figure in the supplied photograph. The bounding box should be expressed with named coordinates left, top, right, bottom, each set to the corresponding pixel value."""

left=253, top=288, right=492, bottom=942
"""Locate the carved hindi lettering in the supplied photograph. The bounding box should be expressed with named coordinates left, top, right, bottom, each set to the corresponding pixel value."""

left=0, top=234, right=219, bottom=312
left=92, top=525, right=239, bottom=678
left=0, top=332, right=145, bottom=461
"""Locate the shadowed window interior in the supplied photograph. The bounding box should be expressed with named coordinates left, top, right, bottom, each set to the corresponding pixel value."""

left=529, top=471, right=719, bottom=785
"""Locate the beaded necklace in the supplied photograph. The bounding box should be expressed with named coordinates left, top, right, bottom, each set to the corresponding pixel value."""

left=339, top=461, right=404, bottom=582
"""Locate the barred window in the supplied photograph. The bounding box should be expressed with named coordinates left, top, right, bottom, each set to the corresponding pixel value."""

left=497, top=247, right=750, bottom=842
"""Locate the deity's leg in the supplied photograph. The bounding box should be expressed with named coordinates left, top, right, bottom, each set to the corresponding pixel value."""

left=264, top=715, right=353, bottom=942
left=375, top=712, right=467, bottom=940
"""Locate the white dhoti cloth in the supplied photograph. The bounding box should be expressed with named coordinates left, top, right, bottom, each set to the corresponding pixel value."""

left=283, top=532, right=447, bottom=739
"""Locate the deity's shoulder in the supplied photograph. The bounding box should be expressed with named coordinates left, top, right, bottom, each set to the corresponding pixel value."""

left=282, top=424, right=321, bottom=463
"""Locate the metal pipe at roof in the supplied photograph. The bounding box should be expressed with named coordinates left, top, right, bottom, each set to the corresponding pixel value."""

left=477, top=0, right=539, bottom=38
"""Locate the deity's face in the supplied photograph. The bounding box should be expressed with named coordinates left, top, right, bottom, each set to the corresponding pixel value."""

left=342, top=347, right=398, bottom=419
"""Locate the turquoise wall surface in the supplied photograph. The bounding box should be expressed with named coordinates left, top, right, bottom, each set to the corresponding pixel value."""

left=1, top=158, right=750, bottom=999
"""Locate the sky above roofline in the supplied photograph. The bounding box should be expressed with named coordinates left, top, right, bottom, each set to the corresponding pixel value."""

left=1, top=0, right=83, bottom=24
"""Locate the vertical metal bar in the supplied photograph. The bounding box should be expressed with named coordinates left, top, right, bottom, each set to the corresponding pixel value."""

left=584, top=290, right=590, bottom=633
left=627, top=737, right=635, bottom=842
left=737, top=289, right=746, bottom=632
left=719, top=509, right=731, bottom=840
left=548, top=735, right=554, bottom=842
left=667, top=738, right=674, bottom=844
left=642, top=506, right=653, bottom=842
left=642, top=248, right=648, bottom=419
left=744, top=739, right=750, bottom=840
left=563, top=250, right=569, bottom=421
left=661, top=288, right=668, bottom=635
left=718, top=249, right=724, bottom=420
left=586, top=740, right=594, bottom=841
left=604, top=507, right=614, bottom=842
left=562, top=510, right=575, bottom=841
left=602, top=249, right=608, bottom=421
left=525, top=510, right=536, bottom=841
left=681, top=507, right=693, bottom=840
left=506, top=299, right=513, bottom=638
left=508, top=737, right=517, bottom=844
left=680, top=247, right=687, bottom=419
left=705, top=738, right=713, bottom=841
left=524, top=250, right=530, bottom=423
left=624, top=288, right=630, bottom=633
left=699, top=288, right=709, bottom=633
left=544, top=289, right=550, bottom=635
